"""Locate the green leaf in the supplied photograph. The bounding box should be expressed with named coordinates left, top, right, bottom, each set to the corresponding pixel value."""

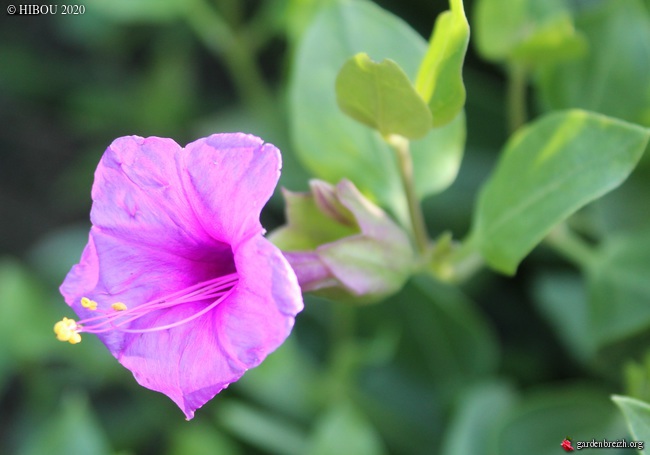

left=235, top=339, right=320, bottom=420
left=587, top=229, right=650, bottom=345
left=536, top=0, right=650, bottom=127
left=510, top=15, right=587, bottom=66
left=612, top=395, right=650, bottom=452
left=290, top=0, right=465, bottom=227
left=472, top=110, right=649, bottom=274
left=473, top=0, right=587, bottom=65
left=497, top=385, right=623, bottom=455
left=446, top=383, right=626, bottom=455
left=441, top=381, right=517, bottom=455
left=27, top=225, right=90, bottom=286
left=19, top=394, right=112, bottom=455
left=0, top=258, right=59, bottom=362
left=415, top=0, right=469, bottom=127
left=217, top=400, right=308, bottom=455
left=335, top=53, right=432, bottom=139
left=533, top=272, right=595, bottom=361
left=387, top=275, right=499, bottom=393
left=168, top=423, right=241, bottom=455
left=624, top=353, right=650, bottom=404
left=307, top=401, right=387, bottom=455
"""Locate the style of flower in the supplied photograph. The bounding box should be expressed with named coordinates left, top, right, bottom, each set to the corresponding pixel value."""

left=56, top=134, right=303, bottom=419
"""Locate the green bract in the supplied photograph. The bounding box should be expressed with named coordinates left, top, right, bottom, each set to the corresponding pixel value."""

left=335, top=53, right=432, bottom=139
left=472, top=110, right=650, bottom=274
left=415, top=0, right=469, bottom=127
left=270, top=179, right=415, bottom=303
left=269, top=184, right=358, bottom=251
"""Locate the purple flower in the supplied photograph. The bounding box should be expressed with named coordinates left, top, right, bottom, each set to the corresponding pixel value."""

left=56, top=134, right=303, bottom=419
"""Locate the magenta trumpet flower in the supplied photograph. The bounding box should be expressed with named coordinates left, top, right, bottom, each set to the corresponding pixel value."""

left=56, top=134, right=303, bottom=419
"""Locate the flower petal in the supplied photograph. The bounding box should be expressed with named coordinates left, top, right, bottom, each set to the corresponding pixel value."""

left=91, top=136, right=215, bottom=259
left=115, top=235, right=301, bottom=419
left=181, top=133, right=282, bottom=243
left=219, top=236, right=303, bottom=366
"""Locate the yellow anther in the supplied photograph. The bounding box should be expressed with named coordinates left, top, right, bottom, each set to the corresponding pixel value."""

left=81, top=297, right=97, bottom=310
left=111, top=302, right=127, bottom=311
left=54, top=317, right=82, bottom=344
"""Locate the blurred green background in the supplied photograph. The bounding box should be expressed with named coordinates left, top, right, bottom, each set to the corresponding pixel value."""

left=2, top=0, right=650, bottom=454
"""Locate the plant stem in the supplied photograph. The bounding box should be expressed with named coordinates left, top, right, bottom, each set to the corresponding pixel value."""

left=183, top=0, right=277, bottom=126
left=444, top=233, right=484, bottom=282
left=545, top=224, right=597, bottom=268
left=386, top=134, right=430, bottom=255
left=507, top=62, right=528, bottom=134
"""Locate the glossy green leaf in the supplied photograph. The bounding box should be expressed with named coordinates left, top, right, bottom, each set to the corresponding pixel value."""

left=415, top=0, right=469, bottom=127
left=473, top=0, right=586, bottom=65
left=536, top=0, right=650, bottom=126
left=587, top=229, right=650, bottom=345
left=612, top=395, right=650, bottom=451
left=335, top=53, right=432, bottom=138
left=290, top=0, right=466, bottom=227
left=307, top=401, right=387, bottom=455
left=472, top=110, right=649, bottom=274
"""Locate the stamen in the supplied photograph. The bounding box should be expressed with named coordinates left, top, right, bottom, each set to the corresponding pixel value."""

left=81, top=297, right=97, bottom=310
left=54, top=317, right=82, bottom=344
left=54, top=273, right=238, bottom=344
